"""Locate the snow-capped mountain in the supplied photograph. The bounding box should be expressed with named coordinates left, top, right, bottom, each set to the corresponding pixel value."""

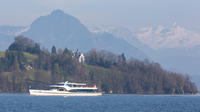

left=137, top=23, right=200, bottom=49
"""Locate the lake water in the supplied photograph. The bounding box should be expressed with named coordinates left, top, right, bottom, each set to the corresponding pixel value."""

left=0, top=94, right=200, bottom=112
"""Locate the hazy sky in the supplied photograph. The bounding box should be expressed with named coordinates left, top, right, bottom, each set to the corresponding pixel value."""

left=0, top=0, right=199, bottom=31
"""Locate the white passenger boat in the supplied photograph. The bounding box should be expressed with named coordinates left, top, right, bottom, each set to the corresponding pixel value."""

left=29, top=81, right=102, bottom=96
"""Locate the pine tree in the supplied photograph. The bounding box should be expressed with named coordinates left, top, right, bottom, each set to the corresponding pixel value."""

left=51, top=46, right=57, bottom=54
left=121, top=53, right=126, bottom=64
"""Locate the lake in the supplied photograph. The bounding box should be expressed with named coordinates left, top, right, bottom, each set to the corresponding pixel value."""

left=0, top=94, right=200, bottom=112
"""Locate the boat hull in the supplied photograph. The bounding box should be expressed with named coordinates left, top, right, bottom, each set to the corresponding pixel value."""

left=29, top=89, right=102, bottom=96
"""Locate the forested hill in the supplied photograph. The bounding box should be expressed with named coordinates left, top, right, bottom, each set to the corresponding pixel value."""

left=0, top=36, right=198, bottom=94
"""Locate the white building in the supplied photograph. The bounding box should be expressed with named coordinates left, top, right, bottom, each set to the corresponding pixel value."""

left=73, top=49, right=85, bottom=63
left=78, top=53, right=85, bottom=63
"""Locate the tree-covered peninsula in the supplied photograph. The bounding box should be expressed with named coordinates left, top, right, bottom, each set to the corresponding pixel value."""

left=0, top=36, right=198, bottom=94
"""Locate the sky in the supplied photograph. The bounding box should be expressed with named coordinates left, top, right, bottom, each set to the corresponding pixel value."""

left=0, top=0, right=200, bottom=31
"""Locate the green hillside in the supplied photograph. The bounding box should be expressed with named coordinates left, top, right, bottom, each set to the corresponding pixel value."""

left=0, top=52, right=5, bottom=58
left=23, top=52, right=38, bottom=63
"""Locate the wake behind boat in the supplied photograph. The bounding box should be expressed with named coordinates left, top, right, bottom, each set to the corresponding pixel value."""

left=29, top=81, right=102, bottom=96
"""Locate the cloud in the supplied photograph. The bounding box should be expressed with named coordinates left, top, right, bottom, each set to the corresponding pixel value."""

left=137, top=23, right=200, bottom=49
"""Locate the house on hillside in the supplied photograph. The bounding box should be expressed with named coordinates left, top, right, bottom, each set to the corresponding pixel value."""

left=78, top=53, right=85, bottom=63
left=24, top=64, right=33, bottom=71
left=73, top=49, right=85, bottom=63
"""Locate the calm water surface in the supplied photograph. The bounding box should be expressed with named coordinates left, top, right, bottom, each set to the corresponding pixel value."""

left=0, top=94, right=200, bottom=112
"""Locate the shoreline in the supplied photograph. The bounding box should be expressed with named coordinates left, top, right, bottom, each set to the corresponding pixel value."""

left=0, top=93, right=199, bottom=96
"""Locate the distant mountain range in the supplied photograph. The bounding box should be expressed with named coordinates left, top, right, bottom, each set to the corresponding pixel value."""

left=0, top=10, right=147, bottom=60
left=137, top=23, right=200, bottom=49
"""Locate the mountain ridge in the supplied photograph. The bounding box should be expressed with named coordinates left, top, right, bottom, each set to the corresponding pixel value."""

left=20, top=10, right=147, bottom=60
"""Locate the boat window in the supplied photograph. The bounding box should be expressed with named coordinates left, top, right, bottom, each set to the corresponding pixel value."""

left=67, top=84, right=73, bottom=87
left=69, top=89, right=97, bottom=93
left=58, top=88, right=66, bottom=91
left=56, top=84, right=64, bottom=86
